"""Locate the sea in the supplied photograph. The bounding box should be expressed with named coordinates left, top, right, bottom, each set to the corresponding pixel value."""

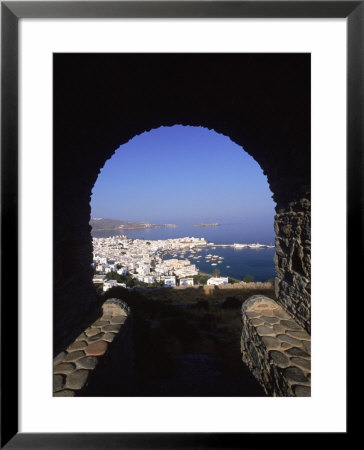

left=92, top=223, right=276, bottom=282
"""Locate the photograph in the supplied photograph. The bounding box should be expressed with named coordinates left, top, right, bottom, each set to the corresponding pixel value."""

left=2, top=0, right=355, bottom=445
left=53, top=53, right=311, bottom=397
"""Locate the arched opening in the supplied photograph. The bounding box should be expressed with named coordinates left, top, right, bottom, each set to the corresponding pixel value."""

left=89, top=125, right=277, bottom=396
left=91, top=125, right=276, bottom=243
left=53, top=53, right=311, bottom=396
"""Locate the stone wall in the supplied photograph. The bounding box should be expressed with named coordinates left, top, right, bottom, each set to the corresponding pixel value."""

left=274, top=197, right=311, bottom=333
left=241, top=295, right=311, bottom=396
left=218, top=281, right=274, bottom=290
left=53, top=298, right=134, bottom=396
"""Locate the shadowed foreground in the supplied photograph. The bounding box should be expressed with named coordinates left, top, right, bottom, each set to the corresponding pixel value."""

left=101, top=286, right=275, bottom=396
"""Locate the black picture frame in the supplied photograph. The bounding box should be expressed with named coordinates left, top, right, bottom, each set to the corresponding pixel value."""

left=1, top=1, right=357, bottom=448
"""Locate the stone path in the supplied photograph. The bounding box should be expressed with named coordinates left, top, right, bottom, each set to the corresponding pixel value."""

left=241, top=295, right=311, bottom=396
left=53, top=298, right=130, bottom=396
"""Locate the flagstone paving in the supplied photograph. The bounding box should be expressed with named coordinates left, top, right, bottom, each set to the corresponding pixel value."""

left=241, top=295, right=311, bottom=396
left=53, top=298, right=130, bottom=396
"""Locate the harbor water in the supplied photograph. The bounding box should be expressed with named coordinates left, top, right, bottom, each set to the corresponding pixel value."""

left=92, top=222, right=276, bottom=282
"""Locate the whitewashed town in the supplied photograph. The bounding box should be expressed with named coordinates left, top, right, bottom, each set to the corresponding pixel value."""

left=92, top=235, right=273, bottom=292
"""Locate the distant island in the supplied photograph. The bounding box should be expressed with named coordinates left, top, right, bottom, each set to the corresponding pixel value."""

left=90, top=218, right=177, bottom=232
left=193, top=222, right=220, bottom=227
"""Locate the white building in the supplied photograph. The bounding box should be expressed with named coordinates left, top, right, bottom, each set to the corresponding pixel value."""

left=162, top=276, right=176, bottom=287
left=104, top=265, right=118, bottom=274
left=136, top=263, right=150, bottom=275
left=103, top=280, right=119, bottom=291
left=174, top=265, right=198, bottom=277
left=179, top=278, right=194, bottom=286
left=207, top=277, right=229, bottom=286
left=143, top=275, right=157, bottom=284
left=92, top=274, right=106, bottom=284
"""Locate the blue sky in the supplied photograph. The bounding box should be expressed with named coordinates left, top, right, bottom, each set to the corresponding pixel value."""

left=91, top=125, right=275, bottom=225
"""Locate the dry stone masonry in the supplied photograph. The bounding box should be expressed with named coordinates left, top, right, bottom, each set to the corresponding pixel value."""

left=241, top=295, right=311, bottom=396
left=274, top=197, right=311, bottom=333
left=53, top=298, right=133, bottom=396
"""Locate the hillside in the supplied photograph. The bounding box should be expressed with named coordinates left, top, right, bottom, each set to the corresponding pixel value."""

left=90, top=218, right=177, bottom=232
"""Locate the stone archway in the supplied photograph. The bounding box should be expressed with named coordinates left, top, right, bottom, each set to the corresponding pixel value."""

left=53, top=53, right=310, bottom=355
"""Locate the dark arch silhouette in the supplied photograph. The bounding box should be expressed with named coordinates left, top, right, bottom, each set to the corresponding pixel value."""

left=54, top=53, right=310, bottom=354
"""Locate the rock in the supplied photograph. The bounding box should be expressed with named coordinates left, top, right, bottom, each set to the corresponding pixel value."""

left=54, top=363, right=76, bottom=375
left=280, top=342, right=291, bottom=349
left=65, top=370, right=89, bottom=390
left=284, top=367, right=309, bottom=384
left=280, top=320, right=301, bottom=330
left=92, top=320, right=109, bottom=327
left=256, top=326, right=275, bottom=336
left=102, top=298, right=129, bottom=317
left=87, top=333, right=105, bottom=343
left=251, top=318, right=264, bottom=326
left=53, top=374, right=65, bottom=392
left=110, top=316, right=127, bottom=325
left=85, top=327, right=101, bottom=337
left=53, top=389, right=75, bottom=397
left=63, top=350, right=85, bottom=362
left=258, top=309, right=275, bottom=317
left=102, top=324, right=121, bottom=333
left=252, top=302, right=272, bottom=310
left=273, top=323, right=287, bottom=334
left=273, top=309, right=291, bottom=320
left=269, top=350, right=290, bottom=368
left=286, top=330, right=310, bottom=341
left=75, top=332, right=87, bottom=342
left=261, top=336, right=281, bottom=349
left=302, top=340, right=311, bottom=354
left=67, top=340, right=87, bottom=352
left=102, top=332, right=117, bottom=343
left=246, top=311, right=261, bottom=319
left=293, top=385, right=311, bottom=396
left=85, top=340, right=108, bottom=356
left=277, top=334, right=302, bottom=347
left=76, top=356, right=98, bottom=370
left=291, top=357, right=311, bottom=371
left=53, top=351, right=67, bottom=366
left=285, top=347, right=310, bottom=358
left=261, top=316, right=279, bottom=325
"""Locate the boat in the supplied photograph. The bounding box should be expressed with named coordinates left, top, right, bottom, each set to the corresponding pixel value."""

left=211, top=263, right=217, bottom=266
left=248, top=243, right=265, bottom=249
left=226, top=266, right=230, bottom=268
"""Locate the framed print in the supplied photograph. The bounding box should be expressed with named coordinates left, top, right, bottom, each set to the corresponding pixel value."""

left=1, top=0, right=357, bottom=447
